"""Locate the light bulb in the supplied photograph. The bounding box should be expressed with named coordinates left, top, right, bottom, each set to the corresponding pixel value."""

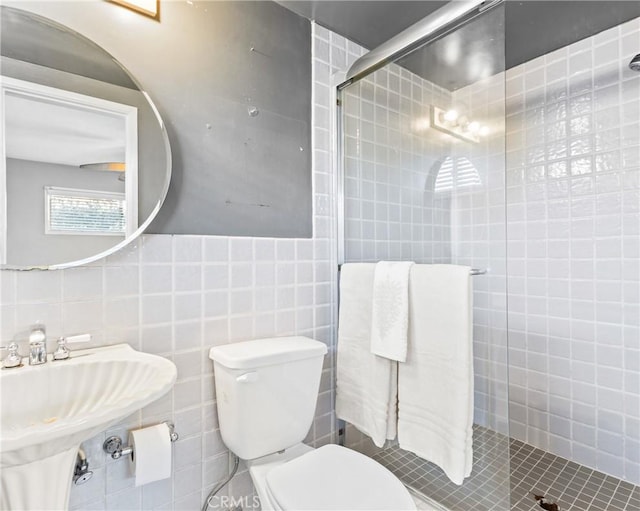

left=443, top=109, right=459, bottom=122
left=468, top=121, right=480, bottom=134
left=479, top=126, right=490, bottom=136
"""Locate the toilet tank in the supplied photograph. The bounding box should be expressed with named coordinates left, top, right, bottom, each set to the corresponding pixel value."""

left=209, top=336, right=328, bottom=460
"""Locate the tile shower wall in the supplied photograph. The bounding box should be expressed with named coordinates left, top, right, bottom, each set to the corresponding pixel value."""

left=342, top=60, right=509, bottom=434
left=341, top=58, right=510, bottom=508
left=0, top=24, right=364, bottom=510
left=505, top=17, right=640, bottom=484
left=450, top=73, right=509, bottom=433
left=342, top=65, right=453, bottom=264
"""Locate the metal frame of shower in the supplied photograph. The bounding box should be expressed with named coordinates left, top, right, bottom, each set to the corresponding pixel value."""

left=333, top=0, right=504, bottom=268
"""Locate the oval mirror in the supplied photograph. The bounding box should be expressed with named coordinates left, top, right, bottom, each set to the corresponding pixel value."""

left=0, top=6, right=171, bottom=270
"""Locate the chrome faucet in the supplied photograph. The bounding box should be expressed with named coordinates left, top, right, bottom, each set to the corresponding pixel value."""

left=29, top=324, right=47, bottom=365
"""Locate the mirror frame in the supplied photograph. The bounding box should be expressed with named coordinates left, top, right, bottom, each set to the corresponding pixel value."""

left=0, top=6, right=172, bottom=271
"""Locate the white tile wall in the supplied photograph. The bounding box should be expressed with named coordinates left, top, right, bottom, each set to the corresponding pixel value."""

left=342, top=64, right=454, bottom=263
left=0, top=23, right=364, bottom=511
left=340, top=10, right=639, bottom=488
left=450, top=72, right=509, bottom=433
left=505, top=17, right=640, bottom=485
left=341, top=56, right=510, bottom=510
left=341, top=53, right=509, bottom=435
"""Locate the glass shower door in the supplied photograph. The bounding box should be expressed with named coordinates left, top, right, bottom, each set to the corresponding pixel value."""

left=337, top=3, right=509, bottom=510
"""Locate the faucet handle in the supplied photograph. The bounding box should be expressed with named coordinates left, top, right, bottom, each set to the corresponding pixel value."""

left=53, top=337, right=70, bottom=361
left=1, top=342, right=23, bottom=369
left=52, top=334, right=92, bottom=361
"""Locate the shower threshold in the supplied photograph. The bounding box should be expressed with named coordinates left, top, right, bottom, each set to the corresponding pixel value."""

left=409, top=488, right=451, bottom=511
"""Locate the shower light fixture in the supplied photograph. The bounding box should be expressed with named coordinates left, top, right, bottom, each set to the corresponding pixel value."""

left=443, top=109, right=459, bottom=122
left=432, top=106, right=486, bottom=143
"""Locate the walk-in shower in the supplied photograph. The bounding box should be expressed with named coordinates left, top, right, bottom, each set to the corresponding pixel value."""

left=336, top=0, right=639, bottom=510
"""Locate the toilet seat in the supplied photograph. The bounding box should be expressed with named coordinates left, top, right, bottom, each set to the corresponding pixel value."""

left=265, top=444, right=416, bottom=510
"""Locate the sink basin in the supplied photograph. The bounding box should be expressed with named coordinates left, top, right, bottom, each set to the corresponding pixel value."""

left=0, top=344, right=176, bottom=510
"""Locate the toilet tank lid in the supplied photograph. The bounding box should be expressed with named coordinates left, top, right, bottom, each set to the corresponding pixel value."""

left=209, top=336, right=328, bottom=369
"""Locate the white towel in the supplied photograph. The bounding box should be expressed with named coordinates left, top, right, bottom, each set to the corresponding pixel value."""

left=398, top=264, right=474, bottom=485
left=370, top=261, right=414, bottom=362
left=336, top=263, right=398, bottom=447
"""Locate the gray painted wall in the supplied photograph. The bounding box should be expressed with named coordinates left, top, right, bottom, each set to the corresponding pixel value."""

left=6, top=158, right=124, bottom=267
left=5, top=1, right=313, bottom=238
left=144, top=0, right=312, bottom=237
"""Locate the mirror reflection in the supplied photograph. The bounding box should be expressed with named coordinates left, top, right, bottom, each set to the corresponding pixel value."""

left=0, top=6, right=171, bottom=269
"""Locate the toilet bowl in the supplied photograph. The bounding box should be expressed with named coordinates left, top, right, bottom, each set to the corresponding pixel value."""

left=209, top=336, right=416, bottom=511
left=249, top=443, right=416, bottom=510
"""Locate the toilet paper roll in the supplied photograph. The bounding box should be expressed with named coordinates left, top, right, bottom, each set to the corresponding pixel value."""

left=129, top=423, right=172, bottom=487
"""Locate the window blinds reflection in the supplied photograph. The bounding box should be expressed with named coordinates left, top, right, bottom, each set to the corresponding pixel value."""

left=45, top=186, right=125, bottom=235
left=434, top=156, right=481, bottom=193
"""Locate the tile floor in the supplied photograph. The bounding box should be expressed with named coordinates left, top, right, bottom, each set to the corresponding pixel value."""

left=371, top=426, right=640, bottom=511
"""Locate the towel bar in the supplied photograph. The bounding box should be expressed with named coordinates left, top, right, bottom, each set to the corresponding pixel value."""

left=337, top=264, right=488, bottom=275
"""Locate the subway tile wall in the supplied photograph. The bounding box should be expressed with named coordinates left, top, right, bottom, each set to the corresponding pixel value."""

left=505, top=17, right=640, bottom=485
left=0, top=23, right=365, bottom=510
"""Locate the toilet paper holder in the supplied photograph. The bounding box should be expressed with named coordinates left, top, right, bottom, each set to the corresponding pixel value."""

left=103, top=421, right=179, bottom=460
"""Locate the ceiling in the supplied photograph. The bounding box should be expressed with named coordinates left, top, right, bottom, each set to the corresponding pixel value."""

left=3, top=2, right=639, bottom=92
left=278, top=1, right=446, bottom=50
left=279, top=0, right=640, bottom=90
left=5, top=93, right=126, bottom=167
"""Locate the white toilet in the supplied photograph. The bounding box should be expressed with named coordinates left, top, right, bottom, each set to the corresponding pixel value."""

left=209, top=336, right=416, bottom=511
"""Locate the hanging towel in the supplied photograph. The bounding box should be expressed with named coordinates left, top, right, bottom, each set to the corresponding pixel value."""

left=336, top=263, right=398, bottom=447
left=370, top=261, right=414, bottom=362
left=398, top=264, right=474, bottom=485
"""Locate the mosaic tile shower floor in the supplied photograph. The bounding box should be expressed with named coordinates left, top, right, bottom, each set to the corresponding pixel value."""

left=370, top=426, right=640, bottom=511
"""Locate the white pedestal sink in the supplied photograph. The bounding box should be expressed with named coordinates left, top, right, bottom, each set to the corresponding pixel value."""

left=0, top=344, right=177, bottom=510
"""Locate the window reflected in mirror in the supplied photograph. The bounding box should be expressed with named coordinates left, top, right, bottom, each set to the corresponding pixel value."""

left=0, top=5, right=171, bottom=270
